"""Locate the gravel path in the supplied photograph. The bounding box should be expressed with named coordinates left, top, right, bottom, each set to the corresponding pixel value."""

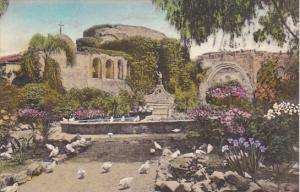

left=18, top=160, right=157, bottom=192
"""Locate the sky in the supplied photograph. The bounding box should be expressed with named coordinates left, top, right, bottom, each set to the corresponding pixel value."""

left=0, top=0, right=287, bottom=59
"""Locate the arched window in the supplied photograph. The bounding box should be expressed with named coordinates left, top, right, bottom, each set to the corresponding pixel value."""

left=118, top=60, right=124, bottom=80
left=105, top=60, right=114, bottom=79
left=92, top=58, right=101, bottom=78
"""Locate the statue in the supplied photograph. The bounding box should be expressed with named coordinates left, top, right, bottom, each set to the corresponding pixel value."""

left=155, top=65, right=163, bottom=85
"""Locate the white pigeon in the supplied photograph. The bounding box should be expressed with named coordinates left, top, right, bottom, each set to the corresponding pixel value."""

left=121, top=116, right=125, bottom=122
left=150, top=148, right=156, bottom=154
left=154, top=141, right=162, bottom=150
left=49, top=147, right=59, bottom=158
left=102, top=162, right=113, bottom=173
left=119, top=177, right=133, bottom=189
left=138, top=161, right=150, bottom=174
left=0, top=183, right=18, bottom=192
left=107, top=133, right=114, bottom=138
left=77, top=168, right=86, bottom=179
left=207, top=144, right=214, bottom=154
left=171, top=129, right=181, bottom=133
left=45, top=161, right=57, bottom=173
left=69, top=117, right=75, bottom=122
left=244, top=172, right=252, bottom=179
left=0, top=152, right=12, bottom=160
left=110, top=116, right=114, bottom=122
left=45, top=144, right=55, bottom=151
left=62, top=117, right=68, bottom=122
left=66, top=144, right=75, bottom=153
left=170, top=150, right=181, bottom=159
left=6, top=147, right=13, bottom=154
left=133, top=116, right=140, bottom=122
left=292, top=163, right=299, bottom=169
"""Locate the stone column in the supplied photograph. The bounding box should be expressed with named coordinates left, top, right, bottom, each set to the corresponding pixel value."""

left=123, top=60, right=127, bottom=79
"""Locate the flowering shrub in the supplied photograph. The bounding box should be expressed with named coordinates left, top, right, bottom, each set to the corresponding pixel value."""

left=220, top=108, right=251, bottom=135
left=207, top=84, right=247, bottom=99
left=264, top=102, right=299, bottom=120
left=73, top=109, right=105, bottom=120
left=18, top=108, right=46, bottom=122
left=190, top=107, right=251, bottom=135
left=222, top=137, right=267, bottom=180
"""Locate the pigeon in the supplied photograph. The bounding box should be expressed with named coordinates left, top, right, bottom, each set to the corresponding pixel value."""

left=121, top=116, right=125, bottom=122
left=171, top=129, right=181, bottom=133
left=0, top=183, right=18, bottom=192
left=244, top=172, right=252, bottom=179
left=45, top=161, right=57, bottom=173
left=77, top=168, right=86, bottom=179
left=0, top=152, right=12, bottom=160
left=62, top=118, right=68, bottom=122
left=119, top=177, right=133, bottom=189
left=102, top=162, right=113, bottom=173
left=66, top=144, right=75, bottom=153
left=199, top=144, right=207, bottom=150
left=292, top=163, right=299, bottom=169
left=45, top=144, right=55, bottom=151
left=69, top=117, right=75, bottom=122
left=170, top=150, right=181, bottom=159
left=49, top=147, right=59, bottom=158
left=154, top=141, right=162, bottom=150
left=293, top=145, right=299, bottom=152
left=107, top=133, right=114, bottom=138
left=207, top=144, right=214, bottom=154
left=110, top=116, right=114, bottom=122
left=133, top=116, right=140, bottom=122
left=150, top=148, right=156, bottom=154
left=138, top=161, right=150, bottom=174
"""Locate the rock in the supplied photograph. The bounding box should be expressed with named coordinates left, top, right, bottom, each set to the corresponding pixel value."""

left=83, top=24, right=167, bottom=43
left=224, top=171, right=249, bottom=191
left=158, top=159, right=170, bottom=170
left=245, top=182, right=262, bottom=192
left=160, top=181, right=185, bottom=192
left=180, top=153, right=195, bottom=158
left=280, top=183, right=298, bottom=192
left=191, top=183, right=204, bottom=192
left=0, top=173, right=14, bottom=188
left=182, top=182, right=192, bottom=192
left=13, top=170, right=31, bottom=184
left=162, top=148, right=173, bottom=157
left=19, top=123, right=30, bottom=130
left=26, top=162, right=43, bottom=176
left=52, top=154, right=67, bottom=163
left=218, top=185, right=238, bottom=192
left=257, top=180, right=277, bottom=192
left=209, top=171, right=225, bottom=181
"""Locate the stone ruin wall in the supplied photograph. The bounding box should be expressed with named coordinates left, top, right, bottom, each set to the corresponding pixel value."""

left=47, top=51, right=131, bottom=95
left=198, top=50, right=290, bottom=104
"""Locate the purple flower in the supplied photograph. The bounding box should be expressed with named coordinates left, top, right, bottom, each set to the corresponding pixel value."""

left=243, top=142, right=250, bottom=148
left=233, top=139, right=239, bottom=147
left=249, top=138, right=255, bottom=145
left=239, top=137, right=246, bottom=144
left=254, top=140, right=261, bottom=148
left=227, top=138, right=234, bottom=144
left=260, top=146, right=267, bottom=153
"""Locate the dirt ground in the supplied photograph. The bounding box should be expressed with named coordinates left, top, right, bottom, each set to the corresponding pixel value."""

left=18, top=160, right=158, bottom=192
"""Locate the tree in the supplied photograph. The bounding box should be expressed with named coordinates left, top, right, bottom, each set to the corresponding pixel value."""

left=0, top=0, right=8, bottom=17
left=28, top=34, right=75, bottom=92
left=153, top=0, right=299, bottom=48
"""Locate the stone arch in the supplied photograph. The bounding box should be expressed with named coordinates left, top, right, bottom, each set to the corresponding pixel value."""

left=118, top=60, right=124, bottom=80
left=127, top=63, right=131, bottom=77
left=199, top=62, right=254, bottom=104
left=91, top=58, right=102, bottom=78
left=105, top=59, right=114, bottom=79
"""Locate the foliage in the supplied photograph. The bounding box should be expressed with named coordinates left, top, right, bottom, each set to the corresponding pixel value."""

left=153, top=0, right=299, bottom=48
left=72, top=109, right=105, bottom=120
left=245, top=102, right=299, bottom=165
left=0, top=110, right=16, bottom=144
left=222, top=137, right=267, bottom=180
left=27, top=33, right=76, bottom=92
left=76, top=37, right=103, bottom=49
left=0, top=0, right=8, bottom=17
left=83, top=24, right=113, bottom=37
left=0, top=83, right=18, bottom=112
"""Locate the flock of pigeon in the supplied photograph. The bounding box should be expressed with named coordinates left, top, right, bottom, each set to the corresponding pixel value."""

left=63, top=115, right=140, bottom=123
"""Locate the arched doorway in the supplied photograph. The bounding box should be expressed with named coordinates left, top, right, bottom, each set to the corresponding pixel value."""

left=91, top=58, right=101, bottom=78
left=199, top=62, right=254, bottom=104
left=118, top=60, right=124, bottom=80
left=105, top=60, right=114, bottom=79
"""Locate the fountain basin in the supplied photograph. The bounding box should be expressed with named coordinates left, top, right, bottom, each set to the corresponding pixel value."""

left=61, top=120, right=198, bottom=135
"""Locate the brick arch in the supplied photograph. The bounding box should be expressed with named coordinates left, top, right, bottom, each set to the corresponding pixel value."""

left=199, top=62, right=254, bottom=104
